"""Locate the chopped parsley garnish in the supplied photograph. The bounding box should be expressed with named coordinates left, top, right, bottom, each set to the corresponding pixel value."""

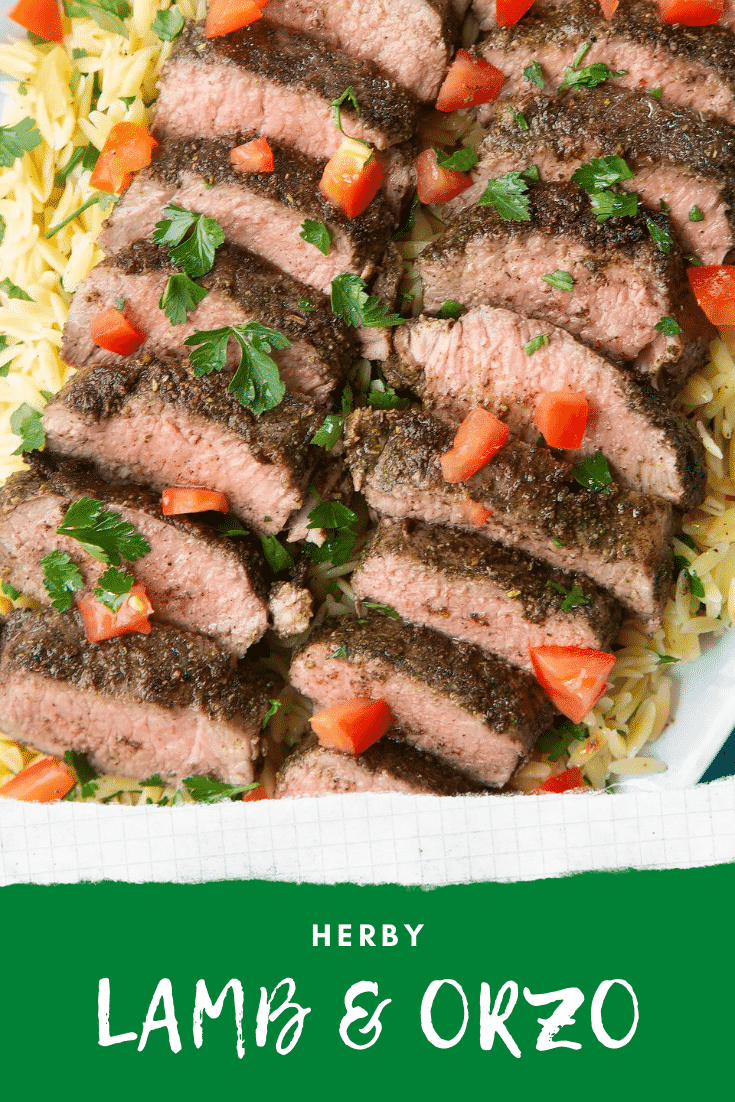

left=571, top=155, right=633, bottom=192
left=1, top=580, right=21, bottom=600
left=140, top=774, right=166, bottom=787
left=260, top=534, right=294, bottom=574
left=151, top=5, right=184, bottom=40
left=655, top=653, right=679, bottom=665
left=300, top=218, right=331, bottom=256
left=362, top=601, right=400, bottom=620
left=522, top=163, right=540, bottom=182
left=659, top=198, right=669, bottom=214
left=655, top=316, right=682, bottom=336
left=214, top=515, right=250, bottom=537
left=64, top=749, right=99, bottom=799
left=537, top=720, right=588, bottom=762
left=10, top=402, right=44, bottom=454
left=367, top=376, right=409, bottom=411
left=158, top=272, right=208, bottom=325
left=542, top=270, right=574, bottom=292
left=571, top=451, right=612, bottom=492
left=330, top=273, right=403, bottom=328
left=114, top=296, right=125, bottom=312
left=560, top=61, right=627, bottom=90
left=0, top=278, right=32, bottom=301
left=435, top=145, right=478, bottom=171
left=304, top=495, right=359, bottom=567
left=686, top=254, right=703, bottom=266
left=513, top=110, right=529, bottom=130
left=153, top=205, right=225, bottom=278
left=393, top=191, right=419, bottom=241
left=56, top=497, right=151, bottom=565
left=298, top=297, right=316, bottom=312
left=311, top=413, right=344, bottom=451
left=523, top=60, right=545, bottom=89
left=94, top=566, right=134, bottom=611
left=678, top=532, right=696, bottom=550
left=63, top=0, right=131, bottom=38
left=331, top=86, right=361, bottom=135
left=675, top=556, right=705, bottom=599
left=328, top=644, right=349, bottom=659
left=689, top=205, right=705, bottom=222
left=262, top=699, right=282, bottom=728
left=183, top=775, right=260, bottom=803
left=546, top=579, right=592, bottom=611
left=477, top=171, right=531, bottom=221
left=185, top=322, right=289, bottom=416
left=648, top=87, right=662, bottom=99
left=40, top=550, right=83, bottom=611
left=588, top=189, right=638, bottom=223
left=0, top=118, right=41, bottom=168
left=438, top=300, right=465, bottom=319
left=46, top=191, right=118, bottom=238
left=56, top=145, right=85, bottom=184
left=646, top=217, right=673, bottom=254
left=523, top=334, right=549, bottom=355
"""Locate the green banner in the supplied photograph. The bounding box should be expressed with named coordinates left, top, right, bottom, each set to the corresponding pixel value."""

left=3, top=864, right=731, bottom=1100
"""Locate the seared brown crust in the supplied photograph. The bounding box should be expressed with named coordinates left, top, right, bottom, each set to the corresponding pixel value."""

left=168, top=20, right=418, bottom=146
left=298, top=613, right=554, bottom=740
left=0, top=608, right=277, bottom=723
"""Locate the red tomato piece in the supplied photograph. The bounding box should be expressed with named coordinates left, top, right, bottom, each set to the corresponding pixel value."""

left=310, top=698, right=392, bottom=756
left=534, top=392, right=590, bottom=449
left=78, top=585, right=153, bottom=644
left=243, top=785, right=268, bottom=802
left=161, top=487, right=230, bottom=515
left=440, top=408, right=510, bottom=483
left=319, top=137, right=384, bottom=219
left=659, top=0, right=723, bottom=23
left=230, top=136, right=274, bottom=173
left=0, top=756, right=77, bottom=802
left=465, top=500, right=492, bottom=527
left=536, top=767, right=587, bottom=794
left=415, top=148, right=472, bottom=205
left=529, top=645, right=616, bottom=723
left=436, top=49, right=505, bottom=111
left=90, top=307, right=145, bottom=357
left=9, top=0, right=62, bottom=41
left=687, top=265, right=735, bottom=325
left=495, top=0, right=536, bottom=25
left=598, top=0, right=620, bottom=16
left=205, top=0, right=263, bottom=37
left=89, top=122, right=158, bottom=194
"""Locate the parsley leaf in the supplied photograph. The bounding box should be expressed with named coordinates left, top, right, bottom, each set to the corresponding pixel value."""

left=686, top=253, right=703, bottom=266
left=0, top=278, right=32, bottom=301
left=362, top=601, right=400, bottom=620
left=542, top=270, right=574, bottom=291
left=311, top=413, right=344, bottom=450
left=260, top=535, right=294, bottom=573
left=64, top=749, right=99, bottom=799
left=304, top=496, right=359, bottom=567
left=393, top=191, right=419, bottom=242
left=45, top=191, right=118, bottom=238
left=655, top=653, right=679, bottom=665
left=560, top=61, right=627, bottom=90
left=436, top=145, right=478, bottom=172
left=153, top=204, right=224, bottom=277
left=677, top=564, right=705, bottom=599
left=646, top=217, right=673, bottom=254
left=262, top=699, right=282, bottom=728
left=183, top=775, right=259, bottom=803
left=648, top=86, right=662, bottom=99
left=689, top=205, right=704, bottom=222
left=57, top=498, right=151, bottom=565
left=1, top=580, right=21, bottom=600
left=297, top=297, right=315, bottom=312
left=151, top=5, right=184, bottom=40
left=367, top=377, right=409, bottom=411
left=10, top=403, right=44, bottom=454
left=94, top=566, right=134, bottom=611
left=140, top=774, right=166, bottom=786
left=523, top=334, right=549, bottom=355
left=655, top=316, right=682, bottom=335
left=56, top=146, right=85, bottom=184
left=331, top=86, right=361, bottom=134
left=300, top=218, right=331, bottom=256
left=523, top=60, right=545, bottom=89
left=40, top=550, right=84, bottom=612
left=341, top=380, right=353, bottom=416
left=330, top=273, right=403, bottom=328
left=158, top=272, right=208, bottom=325
left=546, top=579, right=592, bottom=611
left=513, top=110, right=529, bottom=130
left=152, top=204, right=197, bottom=247
left=185, top=322, right=289, bottom=416
left=522, top=163, right=540, bottom=182
left=438, top=300, right=465, bottom=319
left=588, top=189, right=638, bottom=223
left=537, top=720, right=588, bottom=762
left=477, top=171, right=531, bottom=221
left=571, top=451, right=612, bottom=492
left=328, top=644, right=349, bottom=659
left=63, top=0, right=131, bottom=38
left=215, top=515, right=250, bottom=537
left=571, top=155, right=633, bottom=192
left=0, top=118, right=41, bottom=168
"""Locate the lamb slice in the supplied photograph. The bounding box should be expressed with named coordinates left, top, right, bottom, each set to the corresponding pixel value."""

left=344, top=408, right=673, bottom=627
left=289, top=614, right=554, bottom=787
left=473, top=0, right=735, bottom=34
left=0, top=455, right=270, bottom=657
left=477, top=0, right=735, bottom=126
left=0, top=608, right=278, bottom=785
left=43, top=355, right=322, bottom=536
left=265, top=0, right=460, bottom=102
left=351, top=518, right=621, bottom=671
left=154, top=20, right=418, bottom=155
left=275, top=736, right=486, bottom=798
left=100, top=137, right=399, bottom=292
left=417, top=181, right=694, bottom=389
left=444, top=86, right=735, bottom=266
left=389, top=305, right=705, bottom=507
left=62, top=242, right=353, bottom=405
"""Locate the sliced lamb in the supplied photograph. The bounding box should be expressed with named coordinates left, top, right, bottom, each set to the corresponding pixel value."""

left=477, top=0, right=735, bottom=125
left=275, top=736, right=487, bottom=798
left=0, top=455, right=270, bottom=657
left=473, top=0, right=735, bottom=33
left=445, top=86, right=735, bottom=266
left=289, top=614, right=554, bottom=787
left=265, top=0, right=461, bottom=102
left=344, top=408, right=673, bottom=627
left=389, top=305, right=705, bottom=507
left=417, top=181, right=695, bottom=389
left=351, top=518, right=621, bottom=670
left=62, top=241, right=353, bottom=405
left=0, top=609, right=278, bottom=784
left=154, top=21, right=418, bottom=154
left=100, top=137, right=399, bottom=291
left=43, top=355, right=322, bottom=537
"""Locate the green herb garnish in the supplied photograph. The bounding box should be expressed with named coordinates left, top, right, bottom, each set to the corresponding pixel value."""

left=183, top=775, right=260, bottom=803
left=151, top=6, right=184, bottom=40
left=477, top=171, right=531, bottom=221
left=64, top=749, right=99, bottom=799
left=571, top=155, right=633, bottom=193
left=655, top=316, right=682, bottom=335
left=56, top=497, right=150, bottom=565
left=689, top=206, right=704, bottom=222
left=523, top=334, right=549, bottom=355
left=94, top=566, right=134, bottom=611
left=300, top=218, right=331, bottom=256
left=63, top=0, right=131, bottom=38
left=153, top=204, right=225, bottom=278
left=542, top=270, right=574, bottom=292
left=546, top=580, right=592, bottom=611
left=158, top=272, right=208, bottom=325
left=0, top=118, right=41, bottom=168
left=330, top=273, right=403, bottom=328
left=10, top=403, right=44, bottom=454
left=646, top=218, right=673, bottom=254
left=537, top=720, right=588, bottom=762
left=260, top=535, right=294, bottom=574
left=571, top=451, right=612, bottom=492
left=438, top=300, right=465, bottom=319
left=435, top=145, right=478, bottom=171
left=40, top=551, right=84, bottom=611
left=523, top=60, right=545, bottom=89
left=588, top=189, right=638, bottom=223
left=185, top=322, right=289, bottom=416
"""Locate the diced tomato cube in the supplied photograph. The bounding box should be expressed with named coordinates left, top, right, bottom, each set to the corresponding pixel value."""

left=230, top=136, right=274, bottom=173
left=161, top=487, right=230, bottom=515
left=687, top=265, right=735, bottom=325
left=90, top=307, right=145, bottom=357
left=205, top=0, right=263, bottom=37
left=243, top=785, right=268, bottom=802
left=440, top=408, right=510, bottom=483
left=598, top=0, right=620, bottom=16
left=415, top=148, right=472, bottom=206
left=534, top=392, right=590, bottom=449
left=78, top=585, right=153, bottom=643
left=0, top=757, right=77, bottom=803
left=529, top=645, right=616, bottom=723
left=465, top=500, right=492, bottom=527
left=658, top=0, right=724, bottom=24
left=89, top=122, right=157, bottom=195
left=319, top=137, right=383, bottom=219
left=310, top=698, right=392, bottom=756
left=535, top=767, right=587, bottom=794
left=436, top=50, right=505, bottom=112
left=495, top=0, right=536, bottom=25
left=9, top=0, right=62, bottom=41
